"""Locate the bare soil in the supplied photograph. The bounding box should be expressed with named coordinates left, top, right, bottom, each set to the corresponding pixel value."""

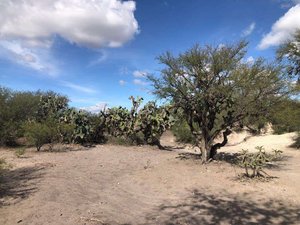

left=1, top=132, right=300, bottom=225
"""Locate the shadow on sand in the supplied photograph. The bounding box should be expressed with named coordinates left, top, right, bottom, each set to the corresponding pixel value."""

left=0, top=166, right=45, bottom=207
left=144, top=189, right=300, bottom=225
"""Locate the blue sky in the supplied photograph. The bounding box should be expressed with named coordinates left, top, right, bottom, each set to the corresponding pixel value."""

left=0, top=0, right=300, bottom=112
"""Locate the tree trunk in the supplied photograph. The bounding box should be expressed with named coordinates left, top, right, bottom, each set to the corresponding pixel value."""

left=200, top=140, right=211, bottom=163
left=210, top=129, right=232, bottom=159
left=200, top=129, right=232, bottom=162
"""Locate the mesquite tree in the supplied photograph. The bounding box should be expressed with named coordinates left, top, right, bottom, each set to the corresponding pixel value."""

left=149, top=41, right=290, bottom=162
left=277, top=30, right=300, bottom=85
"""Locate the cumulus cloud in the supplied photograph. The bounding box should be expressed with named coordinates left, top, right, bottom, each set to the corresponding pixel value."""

left=81, top=102, right=107, bottom=114
left=133, top=79, right=148, bottom=86
left=61, top=81, right=97, bottom=94
left=242, top=22, right=256, bottom=37
left=0, top=40, right=58, bottom=75
left=258, top=4, right=300, bottom=49
left=119, top=80, right=126, bottom=86
left=0, top=0, right=139, bottom=49
left=133, top=70, right=149, bottom=78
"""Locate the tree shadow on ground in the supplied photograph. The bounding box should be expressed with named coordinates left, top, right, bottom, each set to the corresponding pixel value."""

left=144, top=189, right=300, bottom=225
left=176, top=152, right=202, bottom=160
left=0, top=166, right=45, bottom=207
left=162, top=145, right=186, bottom=152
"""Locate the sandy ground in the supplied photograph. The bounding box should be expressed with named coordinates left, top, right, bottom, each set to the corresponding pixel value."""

left=0, top=132, right=300, bottom=225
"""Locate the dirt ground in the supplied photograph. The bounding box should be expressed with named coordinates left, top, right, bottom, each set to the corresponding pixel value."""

left=0, top=132, right=300, bottom=225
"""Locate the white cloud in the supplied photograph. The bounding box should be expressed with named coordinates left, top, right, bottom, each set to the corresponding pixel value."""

left=119, top=80, right=126, bottom=86
left=242, top=22, right=256, bottom=37
left=0, top=0, right=139, bottom=49
left=278, top=0, right=300, bottom=8
left=245, top=56, right=255, bottom=64
left=0, top=40, right=58, bottom=75
left=81, top=102, right=107, bottom=114
left=258, top=4, right=300, bottom=49
left=133, top=79, right=148, bottom=86
left=61, top=81, right=97, bottom=94
left=88, top=51, right=107, bottom=67
left=133, top=70, right=148, bottom=78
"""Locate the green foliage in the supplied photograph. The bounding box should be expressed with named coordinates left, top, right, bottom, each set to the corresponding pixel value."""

left=15, top=147, right=26, bottom=158
left=103, top=96, right=172, bottom=146
left=269, top=98, right=300, bottom=134
left=149, top=41, right=291, bottom=162
left=136, top=102, right=172, bottom=145
left=171, top=111, right=197, bottom=144
left=57, top=123, right=76, bottom=143
left=277, top=29, right=300, bottom=84
left=37, top=92, right=68, bottom=121
left=59, top=108, right=92, bottom=143
left=88, top=113, right=106, bottom=144
left=291, top=132, right=300, bottom=149
left=106, top=136, right=135, bottom=146
left=0, top=158, right=8, bottom=172
left=24, top=120, right=58, bottom=151
left=0, top=87, right=40, bottom=146
left=105, top=106, right=131, bottom=137
left=172, top=121, right=195, bottom=144
left=238, top=146, right=282, bottom=178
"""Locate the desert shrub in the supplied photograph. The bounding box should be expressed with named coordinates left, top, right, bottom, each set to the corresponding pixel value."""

left=57, top=123, right=76, bottom=143
left=88, top=113, right=107, bottom=144
left=0, top=87, right=69, bottom=146
left=238, top=146, right=282, bottom=178
left=270, top=98, right=300, bottom=134
left=172, top=118, right=196, bottom=144
left=15, top=147, right=26, bottom=158
left=58, top=108, right=92, bottom=143
left=24, top=120, right=58, bottom=151
left=135, top=102, right=172, bottom=146
left=37, top=91, right=69, bottom=121
left=0, top=158, right=7, bottom=171
left=0, top=87, right=41, bottom=146
left=0, top=158, right=11, bottom=175
left=106, top=136, right=135, bottom=146
left=103, top=97, right=171, bottom=147
left=290, top=132, right=300, bottom=149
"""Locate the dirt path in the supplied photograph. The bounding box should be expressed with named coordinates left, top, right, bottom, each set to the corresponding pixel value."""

left=0, top=133, right=300, bottom=225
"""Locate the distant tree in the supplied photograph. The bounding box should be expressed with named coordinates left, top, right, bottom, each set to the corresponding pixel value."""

left=149, top=41, right=290, bottom=162
left=0, top=87, right=40, bottom=145
left=277, top=30, right=300, bottom=85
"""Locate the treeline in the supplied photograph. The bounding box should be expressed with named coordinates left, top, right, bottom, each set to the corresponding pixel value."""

left=171, top=98, right=300, bottom=144
left=0, top=87, right=172, bottom=150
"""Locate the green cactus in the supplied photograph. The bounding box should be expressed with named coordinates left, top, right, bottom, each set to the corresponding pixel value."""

left=238, top=146, right=282, bottom=178
left=103, top=97, right=172, bottom=147
left=58, top=108, right=92, bottom=143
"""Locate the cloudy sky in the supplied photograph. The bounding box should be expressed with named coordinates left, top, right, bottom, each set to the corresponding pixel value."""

left=0, top=0, right=300, bottom=112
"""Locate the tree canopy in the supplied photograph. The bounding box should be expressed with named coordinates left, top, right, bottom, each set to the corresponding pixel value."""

left=277, top=30, right=300, bottom=85
left=149, top=41, right=291, bottom=162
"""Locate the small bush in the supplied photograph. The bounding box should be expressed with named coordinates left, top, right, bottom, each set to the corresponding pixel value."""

left=290, top=132, right=300, bottom=149
left=238, top=146, right=282, bottom=178
left=172, top=119, right=197, bottom=144
left=270, top=99, right=300, bottom=134
left=58, top=123, right=76, bottom=143
left=106, top=136, right=134, bottom=146
left=15, top=147, right=26, bottom=158
left=24, top=121, right=58, bottom=151
left=0, top=158, right=10, bottom=173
